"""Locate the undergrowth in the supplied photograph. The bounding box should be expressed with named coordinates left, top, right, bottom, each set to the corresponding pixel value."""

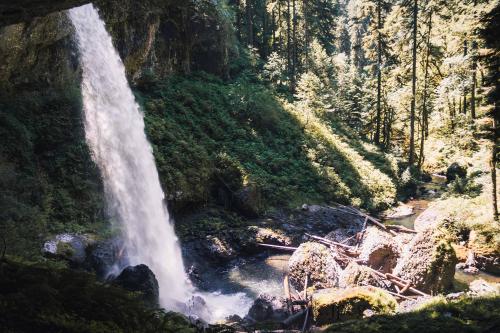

left=136, top=73, right=398, bottom=214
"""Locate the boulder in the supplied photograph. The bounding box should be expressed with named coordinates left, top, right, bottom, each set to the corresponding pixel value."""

left=288, top=242, right=342, bottom=290
left=114, top=264, right=159, bottom=307
left=358, top=227, right=399, bottom=273
left=247, top=294, right=288, bottom=322
left=42, top=233, right=91, bottom=265
left=446, top=162, right=467, bottom=183
left=468, top=279, right=500, bottom=296
left=393, top=229, right=457, bottom=294
left=338, top=262, right=390, bottom=289
left=234, top=185, right=261, bottom=217
left=202, top=235, right=237, bottom=262
left=311, top=286, right=397, bottom=325
left=414, top=207, right=441, bottom=232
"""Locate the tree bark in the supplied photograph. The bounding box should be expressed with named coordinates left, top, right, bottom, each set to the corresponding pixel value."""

left=246, top=0, right=253, bottom=46
left=492, top=116, right=499, bottom=222
left=471, top=41, right=477, bottom=119
left=418, top=10, right=432, bottom=169
left=409, top=0, right=418, bottom=167
left=374, top=0, right=383, bottom=145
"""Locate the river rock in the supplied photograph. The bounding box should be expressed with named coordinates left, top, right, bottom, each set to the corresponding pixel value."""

left=113, top=264, right=159, bottom=307
left=358, top=226, right=399, bottom=273
left=338, top=261, right=390, bottom=289
left=288, top=242, right=342, bottom=289
left=468, top=279, right=500, bottom=296
left=311, top=286, right=397, bottom=325
left=446, top=162, right=467, bottom=182
left=393, top=229, right=457, bottom=294
left=247, top=294, right=288, bottom=322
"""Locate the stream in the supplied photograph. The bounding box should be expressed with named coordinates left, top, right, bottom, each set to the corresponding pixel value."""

left=381, top=174, right=500, bottom=289
left=205, top=174, right=498, bottom=308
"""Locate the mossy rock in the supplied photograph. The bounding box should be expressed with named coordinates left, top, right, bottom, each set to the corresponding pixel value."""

left=394, top=229, right=458, bottom=294
left=312, top=286, right=397, bottom=326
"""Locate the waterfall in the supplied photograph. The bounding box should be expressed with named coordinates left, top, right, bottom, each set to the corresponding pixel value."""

left=68, top=4, right=251, bottom=321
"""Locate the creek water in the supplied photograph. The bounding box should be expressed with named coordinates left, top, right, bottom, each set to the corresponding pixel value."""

left=69, top=4, right=251, bottom=322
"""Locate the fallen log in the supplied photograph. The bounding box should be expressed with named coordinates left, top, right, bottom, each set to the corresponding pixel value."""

left=306, top=234, right=355, bottom=250
left=386, top=225, right=418, bottom=233
left=258, top=243, right=298, bottom=251
left=384, top=289, right=414, bottom=301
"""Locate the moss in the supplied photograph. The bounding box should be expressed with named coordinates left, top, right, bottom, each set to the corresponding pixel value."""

left=323, top=296, right=500, bottom=333
left=312, top=287, right=397, bottom=326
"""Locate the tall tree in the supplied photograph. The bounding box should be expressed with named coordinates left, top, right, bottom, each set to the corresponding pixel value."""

left=409, top=0, right=418, bottom=167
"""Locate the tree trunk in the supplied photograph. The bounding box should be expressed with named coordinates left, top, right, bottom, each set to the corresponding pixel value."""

left=463, top=40, right=468, bottom=114
left=471, top=41, right=477, bottom=119
left=418, top=11, right=432, bottom=169
left=374, top=0, right=382, bottom=145
left=246, top=0, right=253, bottom=46
left=291, top=0, right=297, bottom=91
left=409, top=0, right=418, bottom=167
left=492, top=116, right=499, bottom=222
left=287, top=0, right=292, bottom=90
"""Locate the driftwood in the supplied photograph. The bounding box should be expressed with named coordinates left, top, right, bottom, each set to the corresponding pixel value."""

left=336, top=205, right=398, bottom=236
left=257, top=243, right=298, bottom=251
left=386, top=225, right=418, bottom=233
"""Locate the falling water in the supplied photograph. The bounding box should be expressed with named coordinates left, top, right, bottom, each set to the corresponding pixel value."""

left=69, top=4, right=251, bottom=321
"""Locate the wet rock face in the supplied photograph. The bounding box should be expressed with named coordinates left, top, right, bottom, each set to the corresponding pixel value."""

left=113, top=264, right=159, bottom=307
left=0, top=0, right=89, bottom=27
left=393, top=229, right=457, bottom=294
left=359, top=227, right=399, bottom=273
left=247, top=294, right=288, bottom=322
left=288, top=242, right=342, bottom=290
left=85, top=238, right=128, bottom=279
left=94, top=0, right=234, bottom=82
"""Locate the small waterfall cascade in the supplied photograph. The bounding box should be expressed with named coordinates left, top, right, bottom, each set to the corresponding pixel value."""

left=69, top=4, right=251, bottom=321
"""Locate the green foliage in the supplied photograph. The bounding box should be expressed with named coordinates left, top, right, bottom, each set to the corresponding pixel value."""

left=136, top=73, right=398, bottom=213
left=447, top=174, right=483, bottom=198
left=0, top=258, right=196, bottom=333
left=324, top=295, right=500, bottom=333
left=0, top=87, right=105, bottom=259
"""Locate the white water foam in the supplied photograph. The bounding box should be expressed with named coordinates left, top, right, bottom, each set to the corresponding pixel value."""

left=69, top=4, right=251, bottom=322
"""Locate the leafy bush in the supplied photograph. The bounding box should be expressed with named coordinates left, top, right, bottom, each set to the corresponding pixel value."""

left=0, top=258, right=196, bottom=333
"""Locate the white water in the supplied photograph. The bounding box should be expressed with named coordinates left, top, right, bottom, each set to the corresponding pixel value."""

left=69, top=4, right=251, bottom=322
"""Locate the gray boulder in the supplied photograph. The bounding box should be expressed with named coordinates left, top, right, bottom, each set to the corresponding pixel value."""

left=288, top=242, right=342, bottom=290
left=358, top=226, right=399, bottom=273
left=42, top=233, right=92, bottom=266
left=114, top=264, right=159, bottom=307
left=247, top=294, right=288, bottom=322
left=393, top=229, right=457, bottom=294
